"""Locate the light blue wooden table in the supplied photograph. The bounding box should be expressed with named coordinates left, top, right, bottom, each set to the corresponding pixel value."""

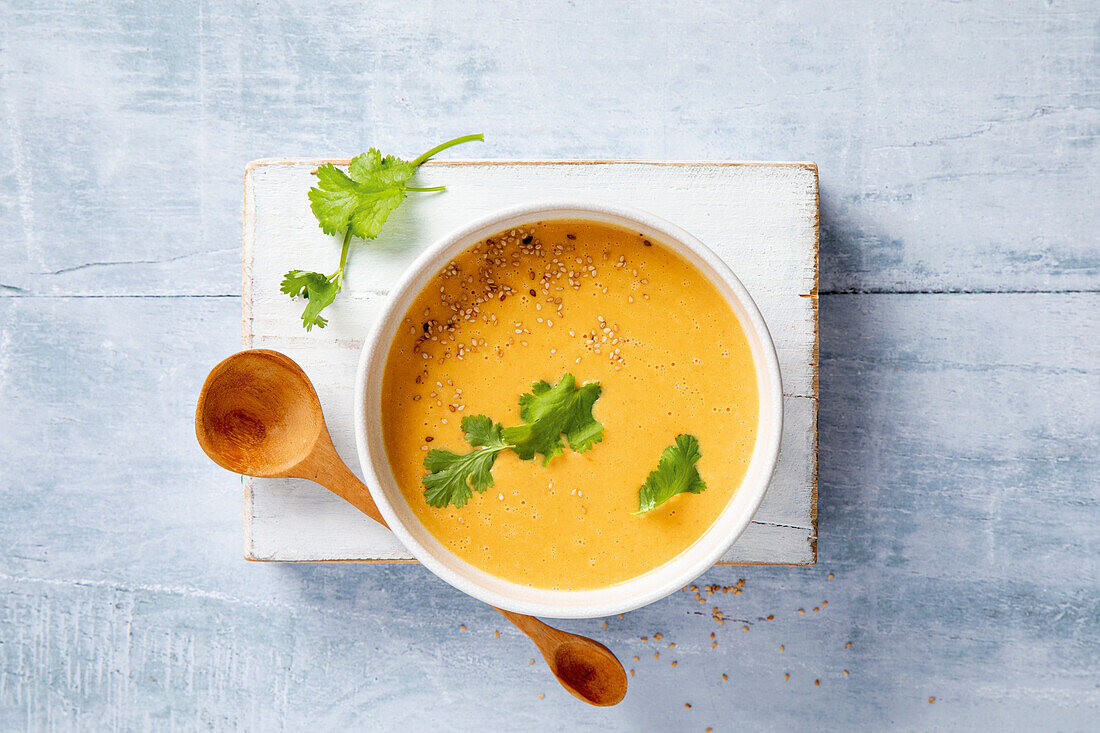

left=2, top=2, right=1097, bottom=730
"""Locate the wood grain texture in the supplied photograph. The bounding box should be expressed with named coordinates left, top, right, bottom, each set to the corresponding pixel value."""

left=2, top=0, right=1098, bottom=729
left=2, top=294, right=1097, bottom=731
left=1, top=1, right=1095, bottom=299
left=242, top=160, right=818, bottom=565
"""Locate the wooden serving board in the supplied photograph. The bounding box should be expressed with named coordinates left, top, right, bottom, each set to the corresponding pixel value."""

left=242, top=160, right=818, bottom=565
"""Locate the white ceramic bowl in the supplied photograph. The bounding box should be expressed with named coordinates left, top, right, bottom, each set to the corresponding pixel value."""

left=355, top=199, right=782, bottom=618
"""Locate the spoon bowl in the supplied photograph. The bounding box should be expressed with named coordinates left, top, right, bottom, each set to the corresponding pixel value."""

left=196, top=350, right=324, bottom=476
left=553, top=640, right=627, bottom=706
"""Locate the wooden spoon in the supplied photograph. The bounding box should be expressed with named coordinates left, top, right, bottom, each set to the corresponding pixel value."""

left=195, top=349, right=628, bottom=707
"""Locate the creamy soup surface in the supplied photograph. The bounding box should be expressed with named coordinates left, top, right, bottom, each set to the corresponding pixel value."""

left=381, top=219, right=758, bottom=590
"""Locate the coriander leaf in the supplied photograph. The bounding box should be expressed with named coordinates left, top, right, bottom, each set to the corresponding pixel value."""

left=501, top=374, right=604, bottom=465
left=348, top=148, right=415, bottom=188
left=307, top=164, right=370, bottom=236
left=308, top=153, right=410, bottom=240
left=636, top=435, right=707, bottom=514
left=279, top=269, right=341, bottom=331
left=422, top=415, right=511, bottom=508
left=422, top=448, right=498, bottom=509
left=462, top=414, right=510, bottom=449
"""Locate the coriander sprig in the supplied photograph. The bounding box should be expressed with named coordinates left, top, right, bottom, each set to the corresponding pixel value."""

left=423, top=416, right=512, bottom=508
left=502, top=374, right=604, bottom=464
left=421, top=374, right=605, bottom=508
left=282, top=134, right=484, bottom=330
left=636, top=434, right=707, bottom=514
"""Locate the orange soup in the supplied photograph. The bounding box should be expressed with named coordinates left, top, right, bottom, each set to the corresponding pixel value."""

left=381, top=219, right=758, bottom=590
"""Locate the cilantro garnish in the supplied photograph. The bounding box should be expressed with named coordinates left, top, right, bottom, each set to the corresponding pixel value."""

left=501, top=374, right=605, bottom=465
left=283, top=134, right=483, bottom=330
left=421, top=375, right=604, bottom=508
left=279, top=269, right=342, bottom=331
left=422, top=415, right=511, bottom=508
left=636, top=435, right=707, bottom=513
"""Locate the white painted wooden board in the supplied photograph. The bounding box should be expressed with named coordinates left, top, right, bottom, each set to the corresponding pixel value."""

left=242, top=161, right=818, bottom=564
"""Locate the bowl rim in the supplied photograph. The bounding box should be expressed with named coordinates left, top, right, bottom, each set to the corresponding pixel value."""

left=354, top=198, right=783, bottom=618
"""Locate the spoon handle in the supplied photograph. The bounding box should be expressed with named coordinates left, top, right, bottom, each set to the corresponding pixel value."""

left=301, top=439, right=389, bottom=528
left=494, top=607, right=565, bottom=650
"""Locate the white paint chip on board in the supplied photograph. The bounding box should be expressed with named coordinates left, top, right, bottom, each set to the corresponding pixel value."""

left=242, top=160, right=819, bottom=565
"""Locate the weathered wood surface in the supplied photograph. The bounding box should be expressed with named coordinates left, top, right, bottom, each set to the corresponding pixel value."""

left=3, top=294, right=1097, bottom=730
left=1, top=2, right=1095, bottom=299
left=2, top=0, right=1098, bottom=730
left=244, top=161, right=818, bottom=565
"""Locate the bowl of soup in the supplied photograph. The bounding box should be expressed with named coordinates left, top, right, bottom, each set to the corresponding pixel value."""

left=354, top=200, right=782, bottom=618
